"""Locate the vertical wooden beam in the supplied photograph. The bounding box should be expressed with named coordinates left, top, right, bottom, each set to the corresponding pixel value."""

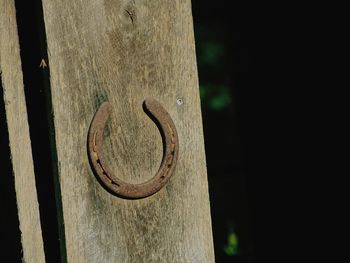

left=0, top=0, right=46, bottom=262
left=41, top=0, right=214, bottom=262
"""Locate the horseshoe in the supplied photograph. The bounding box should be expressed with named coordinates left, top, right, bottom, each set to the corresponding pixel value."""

left=87, top=98, right=179, bottom=199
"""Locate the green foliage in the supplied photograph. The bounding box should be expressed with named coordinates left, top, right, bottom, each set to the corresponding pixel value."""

left=195, top=29, right=232, bottom=112
left=198, top=42, right=225, bottom=66
left=200, top=84, right=231, bottom=111
left=223, top=228, right=239, bottom=256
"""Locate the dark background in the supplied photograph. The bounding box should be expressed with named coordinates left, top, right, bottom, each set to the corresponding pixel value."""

left=0, top=1, right=299, bottom=262
left=191, top=1, right=325, bottom=261
left=192, top=1, right=302, bottom=262
left=192, top=1, right=268, bottom=262
left=192, top=1, right=256, bottom=262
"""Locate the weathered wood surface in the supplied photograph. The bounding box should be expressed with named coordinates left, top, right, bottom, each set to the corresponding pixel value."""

left=0, top=0, right=46, bottom=262
left=41, top=0, right=214, bottom=262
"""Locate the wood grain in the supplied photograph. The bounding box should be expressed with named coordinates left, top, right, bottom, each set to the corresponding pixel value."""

left=41, top=0, right=214, bottom=262
left=0, top=0, right=46, bottom=262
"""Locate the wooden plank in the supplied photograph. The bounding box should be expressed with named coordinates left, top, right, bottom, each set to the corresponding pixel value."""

left=0, top=0, right=46, bottom=262
left=41, top=0, right=214, bottom=262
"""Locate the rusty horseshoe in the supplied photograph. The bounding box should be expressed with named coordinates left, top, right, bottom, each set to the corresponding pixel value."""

left=87, top=98, right=179, bottom=199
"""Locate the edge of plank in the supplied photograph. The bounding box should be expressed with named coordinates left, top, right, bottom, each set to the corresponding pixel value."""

left=0, top=0, right=46, bottom=262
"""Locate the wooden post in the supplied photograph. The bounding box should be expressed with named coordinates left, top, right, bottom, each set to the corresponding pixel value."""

left=0, top=0, right=46, bottom=262
left=41, top=0, right=215, bottom=261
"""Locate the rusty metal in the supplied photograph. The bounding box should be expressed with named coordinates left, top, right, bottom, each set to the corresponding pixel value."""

left=87, top=98, right=179, bottom=199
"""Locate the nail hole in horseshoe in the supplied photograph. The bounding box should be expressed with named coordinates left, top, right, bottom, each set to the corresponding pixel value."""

left=87, top=98, right=179, bottom=199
